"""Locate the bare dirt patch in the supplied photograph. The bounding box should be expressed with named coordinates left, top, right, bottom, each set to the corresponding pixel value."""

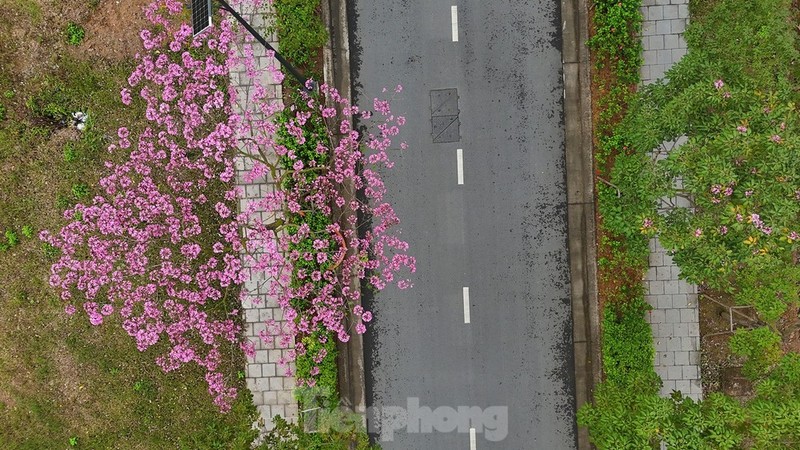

left=698, top=291, right=758, bottom=399
left=80, top=0, right=151, bottom=61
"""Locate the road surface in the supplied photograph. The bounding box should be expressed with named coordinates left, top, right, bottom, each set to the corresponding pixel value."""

left=348, top=1, right=576, bottom=448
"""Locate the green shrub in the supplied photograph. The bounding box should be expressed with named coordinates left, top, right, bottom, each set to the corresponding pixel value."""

left=729, top=327, right=783, bottom=380
left=65, top=22, right=85, bottom=46
left=588, top=0, right=643, bottom=85
left=269, top=0, right=328, bottom=68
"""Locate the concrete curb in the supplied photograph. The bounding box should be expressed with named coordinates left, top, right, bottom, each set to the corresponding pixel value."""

left=562, top=0, right=601, bottom=448
left=322, top=0, right=367, bottom=423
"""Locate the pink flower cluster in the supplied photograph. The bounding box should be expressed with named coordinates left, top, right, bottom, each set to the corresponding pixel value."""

left=44, top=0, right=416, bottom=407
left=43, top=0, right=249, bottom=412
left=239, top=82, right=416, bottom=385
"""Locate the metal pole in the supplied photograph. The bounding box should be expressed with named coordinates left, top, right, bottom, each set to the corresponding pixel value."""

left=215, top=0, right=314, bottom=92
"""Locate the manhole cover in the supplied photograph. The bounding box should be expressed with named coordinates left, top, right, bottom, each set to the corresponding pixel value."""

left=430, top=88, right=460, bottom=143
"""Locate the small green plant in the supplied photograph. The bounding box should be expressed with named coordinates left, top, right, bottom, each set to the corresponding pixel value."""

left=69, top=436, right=78, bottom=447
left=5, top=230, right=19, bottom=247
left=42, top=242, right=60, bottom=259
left=63, top=142, right=78, bottom=162
left=2, top=90, right=13, bottom=99
left=71, top=183, right=89, bottom=199
left=21, top=225, right=34, bottom=238
left=65, top=22, right=85, bottom=46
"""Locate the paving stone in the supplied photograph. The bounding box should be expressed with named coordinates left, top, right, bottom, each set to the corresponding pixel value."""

left=683, top=366, right=699, bottom=379
left=657, top=295, right=673, bottom=310
left=650, top=309, right=666, bottom=324
left=668, top=366, right=683, bottom=380
left=666, top=337, right=682, bottom=352
left=664, top=280, right=681, bottom=294
left=656, top=20, right=672, bottom=35
left=264, top=391, right=278, bottom=405
left=255, top=350, right=270, bottom=364
left=255, top=377, right=270, bottom=392
left=262, top=363, right=277, bottom=377
left=675, top=379, right=691, bottom=394
left=671, top=294, right=688, bottom=308
left=659, top=352, right=675, bottom=366
left=689, top=351, right=700, bottom=365
left=658, top=323, right=674, bottom=338
left=285, top=403, right=299, bottom=419
left=679, top=281, right=696, bottom=294
left=663, top=5, right=679, bottom=19
left=259, top=309, right=273, bottom=322
left=673, top=323, right=689, bottom=337
left=657, top=266, right=672, bottom=280
left=650, top=280, right=665, bottom=295
left=647, top=6, right=664, bottom=20
left=268, top=350, right=283, bottom=363
left=642, top=20, right=657, bottom=36
left=674, top=351, right=689, bottom=365
left=277, top=390, right=295, bottom=405
left=247, top=363, right=262, bottom=378
left=671, top=18, right=686, bottom=34
left=680, top=308, right=697, bottom=323
left=663, top=33, right=680, bottom=50
left=665, top=309, right=680, bottom=323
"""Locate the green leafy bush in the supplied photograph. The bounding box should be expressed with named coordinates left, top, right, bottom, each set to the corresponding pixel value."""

left=65, top=22, right=85, bottom=46
left=601, top=296, right=659, bottom=386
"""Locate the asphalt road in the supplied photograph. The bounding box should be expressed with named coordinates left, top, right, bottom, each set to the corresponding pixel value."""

left=348, top=1, right=576, bottom=448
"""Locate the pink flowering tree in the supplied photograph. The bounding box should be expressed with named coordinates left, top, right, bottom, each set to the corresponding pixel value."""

left=42, top=0, right=414, bottom=411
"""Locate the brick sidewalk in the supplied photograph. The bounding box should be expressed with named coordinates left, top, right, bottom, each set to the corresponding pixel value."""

left=640, top=0, right=703, bottom=401
left=230, top=7, right=298, bottom=432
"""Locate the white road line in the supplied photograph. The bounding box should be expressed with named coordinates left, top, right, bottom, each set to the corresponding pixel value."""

left=469, top=427, right=477, bottom=449
left=463, top=287, right=470, bottom=324
left=451, top=5, right=459, bottom=42
left=457, top=148, right=464, bottom=185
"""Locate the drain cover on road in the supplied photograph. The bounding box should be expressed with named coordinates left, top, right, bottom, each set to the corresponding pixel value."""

left=430, top=88, right=460, bottom=143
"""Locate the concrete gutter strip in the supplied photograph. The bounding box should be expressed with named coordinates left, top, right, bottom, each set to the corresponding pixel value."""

left=323, top=0, right=367, bottom=423
left=563, top=0, right=601, bottom=448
